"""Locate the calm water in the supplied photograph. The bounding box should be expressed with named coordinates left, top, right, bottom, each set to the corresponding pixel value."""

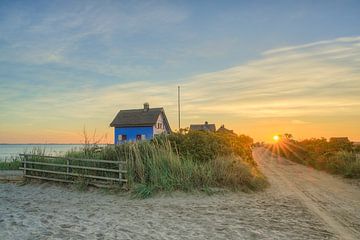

left=0, top=144, right=84, bottom=161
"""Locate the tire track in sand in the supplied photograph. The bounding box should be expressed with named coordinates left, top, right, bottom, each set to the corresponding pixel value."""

left=253, top=148, right=359, bottom=240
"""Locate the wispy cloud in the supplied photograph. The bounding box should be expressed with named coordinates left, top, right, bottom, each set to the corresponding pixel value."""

left=291, top=120, right=310, bottom=125
left=1, top=33, right=360, bottom=142
left=2, top=36, right=360, bottom=124
left=0, top=1, right=188, bottom=70
left=177, top=36, right=360, bottom=119
left=264, top=36, right=360, bottom=55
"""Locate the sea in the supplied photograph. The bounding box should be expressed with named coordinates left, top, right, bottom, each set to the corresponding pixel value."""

left=0, top=144, right=85, bottom=161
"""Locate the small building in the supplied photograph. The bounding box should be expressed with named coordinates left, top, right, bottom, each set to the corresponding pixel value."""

left=110, top=103, right=171, bottom=144
left=217, top=125, right=235, bottom=135
left=189, top=121, right=216, bottom=132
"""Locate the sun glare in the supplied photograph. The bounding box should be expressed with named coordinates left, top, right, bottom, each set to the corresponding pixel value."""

left=273, top=135, right=280, bottom=142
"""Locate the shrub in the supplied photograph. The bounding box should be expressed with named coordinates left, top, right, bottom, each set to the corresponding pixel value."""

left=269, top=136, right=360, bottom=178
left=166, top=131, right=254, bottom=164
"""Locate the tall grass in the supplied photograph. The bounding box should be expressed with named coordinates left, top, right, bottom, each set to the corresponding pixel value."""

left=0, top=157, right=21, bottom=170
left=64, top=138, right=267, bottom=198
left=325, top=151, right=360, bottom=178
left=21, top=132, right=267, bottom=198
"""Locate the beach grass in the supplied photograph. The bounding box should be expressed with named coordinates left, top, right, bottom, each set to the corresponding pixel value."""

left=21, top=132, right=268, bottom=198
left=64, top=135, right=268, bottom=198
left=0, top=157, right=22, bottom=170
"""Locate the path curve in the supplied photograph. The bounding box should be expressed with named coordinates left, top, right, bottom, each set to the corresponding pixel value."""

left=253, top=147, right=360, bottom=240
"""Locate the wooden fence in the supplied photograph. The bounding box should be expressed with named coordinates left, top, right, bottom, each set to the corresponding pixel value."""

left=19, top=154, right=127, bottom=186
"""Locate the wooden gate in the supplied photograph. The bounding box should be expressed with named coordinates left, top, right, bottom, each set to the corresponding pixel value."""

left=19, top=154, right=127, bottom=186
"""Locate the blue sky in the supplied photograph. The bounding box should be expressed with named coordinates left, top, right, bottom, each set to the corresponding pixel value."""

left=0, top=0, right=360, bottom=143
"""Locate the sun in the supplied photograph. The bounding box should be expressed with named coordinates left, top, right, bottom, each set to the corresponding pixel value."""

left=273, top=135, right=280, bottom=142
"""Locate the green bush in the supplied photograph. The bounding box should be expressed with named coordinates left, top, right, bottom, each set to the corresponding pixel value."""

left=269, top=136, right=360, bottom=178
left=325, top=151, right=360, bottom=178
left=166, top=131, right=254, bottom=164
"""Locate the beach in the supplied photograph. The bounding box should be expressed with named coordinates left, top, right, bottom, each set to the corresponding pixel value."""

left=0, top=184, right=336, bottom=240
left=1, top=148, right=359, bottom=240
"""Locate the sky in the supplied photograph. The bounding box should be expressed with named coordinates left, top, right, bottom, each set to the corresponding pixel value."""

left=0, top=0, right=360, bottom=143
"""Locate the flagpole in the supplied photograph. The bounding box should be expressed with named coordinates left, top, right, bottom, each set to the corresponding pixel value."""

left=178, top=86, right=180, bottom=131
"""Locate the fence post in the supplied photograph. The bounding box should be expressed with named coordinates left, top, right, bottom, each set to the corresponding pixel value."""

left=66, top=159, right=70, bottom=180
left=118, top=161, right=122, bottom=185
left=23, top=155, right=27, bottom=177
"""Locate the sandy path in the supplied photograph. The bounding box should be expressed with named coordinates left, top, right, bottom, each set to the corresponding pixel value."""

left=254, top=147, right=360, bottom=240
left=0, top=149, right=359, bottom=240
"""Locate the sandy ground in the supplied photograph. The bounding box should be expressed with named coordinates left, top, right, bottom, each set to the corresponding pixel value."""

left=0, top=170, right=23, bottom=183
left=0, top=148, right=359, bottom=240
left=254, top=148, right=360, bottom=240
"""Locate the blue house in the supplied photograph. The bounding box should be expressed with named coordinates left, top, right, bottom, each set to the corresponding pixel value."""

left=110, top=103, right=172, bottom=144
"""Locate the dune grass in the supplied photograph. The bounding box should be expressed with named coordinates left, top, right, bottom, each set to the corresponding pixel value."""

left=0, top=157, right=21, bottom=170
left=0, top=158, right=22, bottom=170
left=323, top=151, right=360, bottom=178
left=64, top=137, right=268, bottom=198
left=20, top=133, right=268, bottom=198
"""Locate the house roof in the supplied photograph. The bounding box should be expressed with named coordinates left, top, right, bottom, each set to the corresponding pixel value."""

left=189, top=122, right=216, bottom=132
left=329, top=137, right=350, bottom=142
left=110, top=107, right=171, bottom=132
left=217, top=125, right=235, bottom=135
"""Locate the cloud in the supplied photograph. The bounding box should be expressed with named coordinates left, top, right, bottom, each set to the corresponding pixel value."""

left=263, top=36, right=360, bottom=55
left=291, top=120, right=310, bottom=125
left=0, top=1, right=188, bottom=69
left=177, top=36, right=360, bottom=119
left=1, top=36, right=360, bottom=137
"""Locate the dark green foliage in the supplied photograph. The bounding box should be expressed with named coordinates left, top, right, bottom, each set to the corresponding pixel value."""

left=166, top=131, right=254, bottom=164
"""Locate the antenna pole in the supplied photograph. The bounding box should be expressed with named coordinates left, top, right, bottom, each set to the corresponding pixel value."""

left=178, top=86, right=180, bottom=131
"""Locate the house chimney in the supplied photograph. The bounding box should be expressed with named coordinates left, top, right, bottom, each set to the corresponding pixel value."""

left=143, top=102, right=149, bottom=111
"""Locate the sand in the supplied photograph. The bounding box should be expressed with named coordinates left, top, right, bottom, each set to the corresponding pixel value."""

left=0, top=170, right=23, bottom=183
left=0, top=148, right=359, bottom=240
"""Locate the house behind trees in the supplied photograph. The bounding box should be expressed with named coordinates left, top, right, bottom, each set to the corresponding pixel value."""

left=110, top=103, right=171, bottom=144
left=189, top=121, right=216, bottom=132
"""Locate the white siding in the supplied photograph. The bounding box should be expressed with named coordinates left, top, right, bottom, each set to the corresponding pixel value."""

left=153, top=114, right=166, bottom=135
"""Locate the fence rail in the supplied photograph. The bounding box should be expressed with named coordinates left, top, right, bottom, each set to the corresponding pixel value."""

left=19, top=154, right=127, bottom=186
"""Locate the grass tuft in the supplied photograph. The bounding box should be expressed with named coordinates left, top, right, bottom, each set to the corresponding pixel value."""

left=0, top=157, right=22, bottom=170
